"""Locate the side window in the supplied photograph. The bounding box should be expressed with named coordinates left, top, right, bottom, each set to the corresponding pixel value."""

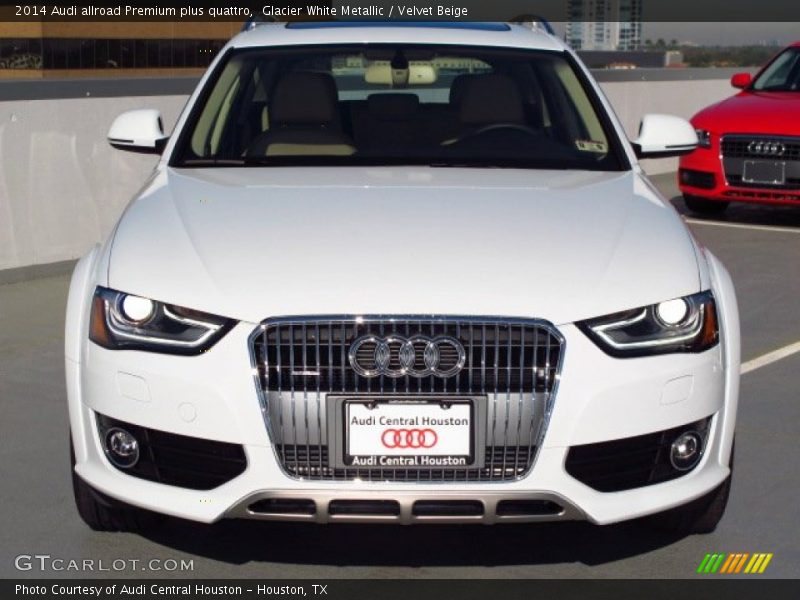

left=553, top=61, right=606, bottom=143
left=207, top=76, right=241, bottom=155
left=755, top=50, right=800, bottom=91
left=227, top=67, right=274, bottom=156
left=190, top=56, right=246, bottom=157
left=537, top=57, right=610, bottom=158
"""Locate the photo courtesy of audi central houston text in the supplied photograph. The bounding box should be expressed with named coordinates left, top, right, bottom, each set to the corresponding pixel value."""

left=65, top=21, right=740, bottom=534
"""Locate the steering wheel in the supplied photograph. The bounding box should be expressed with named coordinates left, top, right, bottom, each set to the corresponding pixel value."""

left=449, top=123, right=542, bottom=145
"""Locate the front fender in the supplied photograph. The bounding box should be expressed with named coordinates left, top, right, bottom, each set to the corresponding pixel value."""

left=65, top=244, right=100, bottom=464
left=705, top=249, right=740, bottom=467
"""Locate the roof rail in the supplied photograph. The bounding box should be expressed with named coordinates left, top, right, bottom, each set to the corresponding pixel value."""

left=241, top=15, right=277, bottom=32
left=242, top=16, right=555, bottom=35
left=509, top=15, right=555, bottom=35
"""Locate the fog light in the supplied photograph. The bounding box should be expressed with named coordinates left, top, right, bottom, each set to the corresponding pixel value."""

left=670, top=431, right=703, bottom=471
left=104, top=427, right=139, bottom=469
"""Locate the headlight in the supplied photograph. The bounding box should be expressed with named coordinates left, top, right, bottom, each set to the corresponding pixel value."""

left=89, top=287, right=236, bottom=355
left=577, top=290, right=718, bottom=357
left=695, top=129, right=711, bottom=149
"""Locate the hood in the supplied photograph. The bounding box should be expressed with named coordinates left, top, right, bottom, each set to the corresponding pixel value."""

left=108, top=167, right=700, bottom=325
left=694, top=90, right=800, bottom=135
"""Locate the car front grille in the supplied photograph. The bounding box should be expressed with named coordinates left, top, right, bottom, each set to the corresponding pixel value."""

left=250, top=317, right=564, bottom=482
left=721, top=134, right=800, bottom=189
left=275, top=444, right=537, bottom=481
left=721, top=136, right=800, bottom=160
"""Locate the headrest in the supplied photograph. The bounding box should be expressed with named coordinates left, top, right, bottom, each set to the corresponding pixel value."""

left=449, top=74, right=476, bottom=106
left=459, top=74, right=525, bottom=126
left=270, top=72, right=339, bottom=126
left=367, top=93, right=420, bottom=119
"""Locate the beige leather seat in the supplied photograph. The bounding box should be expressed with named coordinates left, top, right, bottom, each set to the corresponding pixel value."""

left=246, top=72, right=355, bottom=157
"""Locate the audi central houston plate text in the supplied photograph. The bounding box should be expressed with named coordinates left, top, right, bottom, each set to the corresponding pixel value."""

left=65, top=20, right=740, bottom=532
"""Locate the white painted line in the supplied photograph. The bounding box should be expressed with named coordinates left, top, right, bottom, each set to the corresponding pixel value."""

left=684, top=218, right=800, bottom=235
left=741, top=340, right=800, bottom=374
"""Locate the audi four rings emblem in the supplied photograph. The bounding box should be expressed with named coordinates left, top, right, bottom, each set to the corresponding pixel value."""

left=349, top=335, right=467, bottom=378
left=381, top=428, right=439, bottom=449
left=748, top=140, right=786, bottom=156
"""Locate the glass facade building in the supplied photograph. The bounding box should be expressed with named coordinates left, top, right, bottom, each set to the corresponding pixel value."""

left=0, top=22, right=237, bottom=77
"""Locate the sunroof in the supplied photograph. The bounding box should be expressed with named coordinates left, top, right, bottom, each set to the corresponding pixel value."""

left=285, top=22, right=512, bottom=32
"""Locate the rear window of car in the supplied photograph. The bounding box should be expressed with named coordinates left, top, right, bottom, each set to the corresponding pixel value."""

left=172, top=44, right=627, bottom=171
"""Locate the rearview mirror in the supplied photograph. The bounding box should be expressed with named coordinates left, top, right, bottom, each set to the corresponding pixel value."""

left=108, top=109, right=168, bottom=154
left=730, top=72, right=752, bottom=89
left=364, top=62, right=437, bottom=85
left=632, top=114, right=698, bottom=159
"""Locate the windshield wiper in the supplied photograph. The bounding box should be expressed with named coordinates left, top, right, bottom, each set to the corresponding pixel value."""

left=178, top=157, right=281, bottom=167
left=179, top=158, right=247, bottom=166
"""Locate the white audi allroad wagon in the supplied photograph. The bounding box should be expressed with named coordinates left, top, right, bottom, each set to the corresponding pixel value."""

left=65, top=21, right=740, bottom=533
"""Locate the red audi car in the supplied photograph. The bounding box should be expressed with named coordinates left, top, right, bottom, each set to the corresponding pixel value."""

left=679, top=42, right=800, bottom=214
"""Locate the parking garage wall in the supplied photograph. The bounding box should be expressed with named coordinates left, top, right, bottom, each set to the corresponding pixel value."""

left=0, top=68, right=743, bottom=275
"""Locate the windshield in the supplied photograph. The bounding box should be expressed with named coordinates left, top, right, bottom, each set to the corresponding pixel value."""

left=752, top=47, right=800, bottom=92
left=172, top=44, right=625, bottom=170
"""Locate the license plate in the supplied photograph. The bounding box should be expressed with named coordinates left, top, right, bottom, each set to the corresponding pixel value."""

left=344, top=400, right=473, bottom=468
left=743, top=160, right=786, bottom=185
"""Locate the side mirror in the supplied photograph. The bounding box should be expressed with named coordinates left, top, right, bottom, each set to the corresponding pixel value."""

left=108, top=109, right=168, bottom=154
left=632, top=114, right=698, bottom=159
left=731, top=72, right=752, bottom=89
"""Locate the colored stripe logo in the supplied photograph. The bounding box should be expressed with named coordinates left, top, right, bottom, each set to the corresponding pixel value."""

left=697, top=553, right=773, bottom=574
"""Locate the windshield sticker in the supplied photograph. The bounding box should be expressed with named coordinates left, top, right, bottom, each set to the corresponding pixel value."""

left=576, top=140, right=608, bottom=153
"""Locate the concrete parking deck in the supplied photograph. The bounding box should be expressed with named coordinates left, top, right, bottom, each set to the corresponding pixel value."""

left=1, top=174, right=798, bottom=578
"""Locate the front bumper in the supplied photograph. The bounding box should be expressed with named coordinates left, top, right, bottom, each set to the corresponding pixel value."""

left=679, top=145, right=800, bottom=206
left=65, top=243, right=739, bottom=527
left=67, top=321, right=736, bottom=526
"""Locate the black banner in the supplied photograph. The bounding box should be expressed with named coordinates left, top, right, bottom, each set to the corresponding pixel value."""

left=2, top=0, right=800, bottom=22
left=5, top=579, right=800, bottom=600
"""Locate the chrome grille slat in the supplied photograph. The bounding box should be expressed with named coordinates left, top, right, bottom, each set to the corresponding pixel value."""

left=339, top=321, right=347, bottom=480
left=289, top=325, right=298, bottom=456
left=515, top=326, right=525, bottom=477
left=490, top=323, right=499, bottom=481
left=302, top=323, right=310, bottom=478
left=275, top=324, right=285, bottom=468
left=314, top=323, right=322, bottom=476
left=502, top=324, right=512, bottom=479
left=251, top=317, right=564, bottom=482
left=528, top=326, right=538, bottom=468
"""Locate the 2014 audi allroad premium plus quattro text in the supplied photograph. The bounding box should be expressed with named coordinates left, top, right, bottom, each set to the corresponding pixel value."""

left=65, top=22, right=740, bottom=533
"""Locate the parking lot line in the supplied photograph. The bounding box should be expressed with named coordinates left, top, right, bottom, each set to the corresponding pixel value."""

left=684, top=218, right=800, bottom=235
left=741, top=340, right=800, bottom=374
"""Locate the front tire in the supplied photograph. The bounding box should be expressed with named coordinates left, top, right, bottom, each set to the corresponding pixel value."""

left=71, top=436, right=161, bottom=532
left=648, top=441, right=734, bottom=535
left=683, top=194, right=729, bottom=216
